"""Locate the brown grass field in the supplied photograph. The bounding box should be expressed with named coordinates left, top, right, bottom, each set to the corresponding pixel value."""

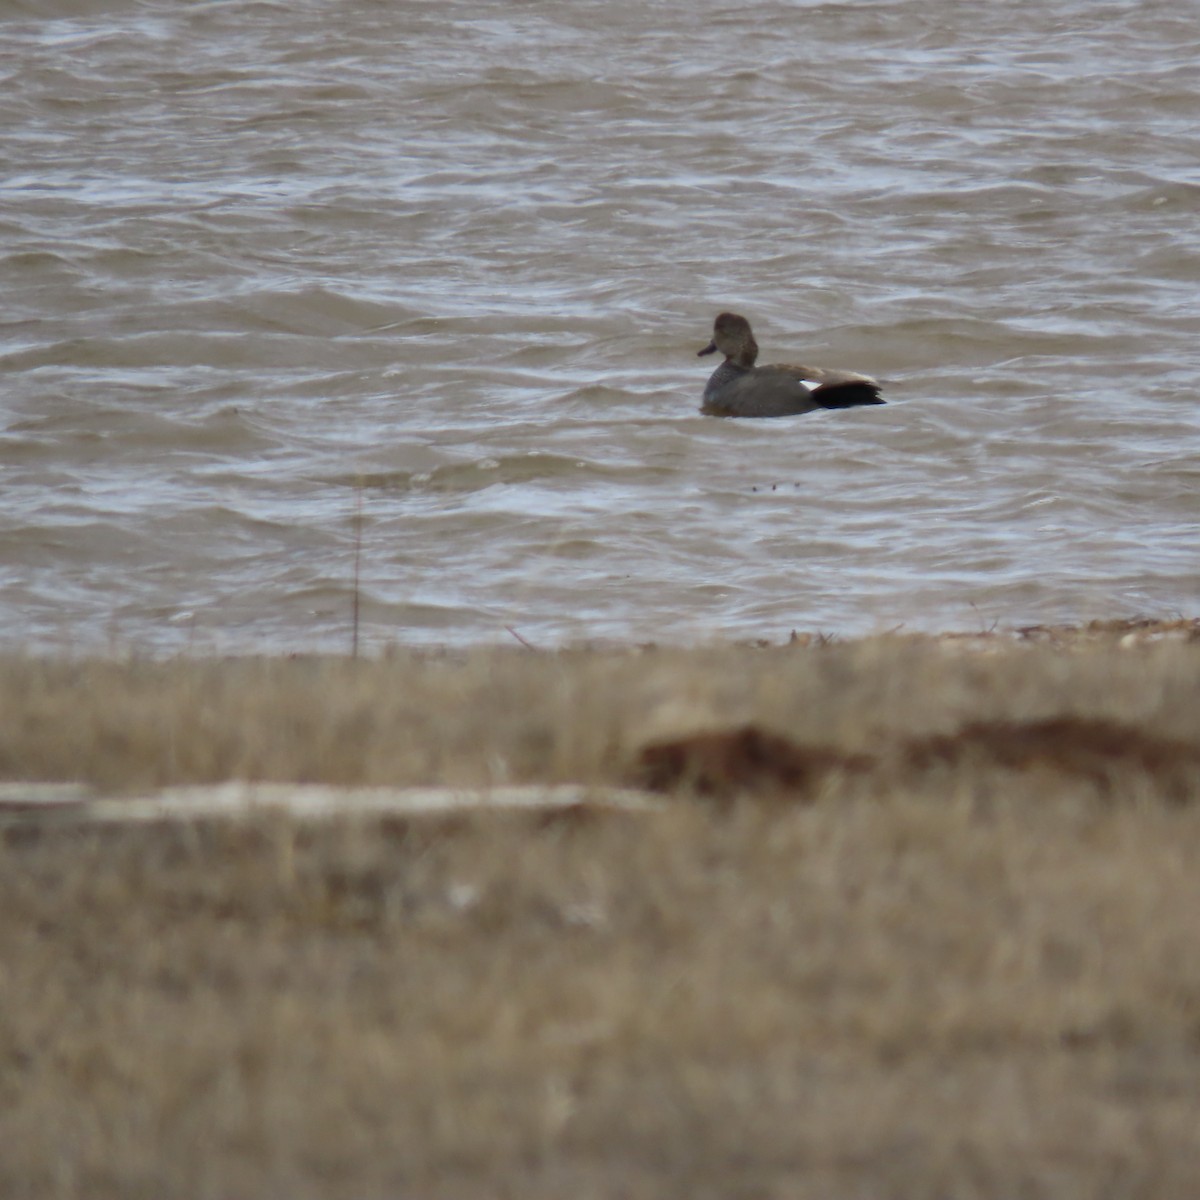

left=3, top=619, right=1200, bottom=1198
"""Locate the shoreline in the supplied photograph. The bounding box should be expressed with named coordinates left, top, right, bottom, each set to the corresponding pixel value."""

left=2, top=616, right=1197, bottom=796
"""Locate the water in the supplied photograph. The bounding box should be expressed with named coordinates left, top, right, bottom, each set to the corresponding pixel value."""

left=3, top=0, right=1198, bottom=653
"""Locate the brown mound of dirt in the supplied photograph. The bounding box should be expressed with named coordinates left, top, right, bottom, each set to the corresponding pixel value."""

left=636, top=717, right=1200, bottom=803
left=903, top=716, right=1200, bottom=800
left=634, top=725, right=871, bottom=799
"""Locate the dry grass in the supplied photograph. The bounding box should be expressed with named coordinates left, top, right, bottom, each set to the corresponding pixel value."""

left=3, top=623, right=1200, bottom=1198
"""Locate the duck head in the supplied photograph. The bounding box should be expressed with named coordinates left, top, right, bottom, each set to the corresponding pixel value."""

left=698, top=312, right=759, bottom=368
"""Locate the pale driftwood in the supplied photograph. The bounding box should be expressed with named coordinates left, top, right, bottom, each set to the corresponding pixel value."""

left=0, top=781, right=662, bottom=824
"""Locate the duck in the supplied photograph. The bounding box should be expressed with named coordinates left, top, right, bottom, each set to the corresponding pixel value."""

left=697, top=312, right=884, bottom=417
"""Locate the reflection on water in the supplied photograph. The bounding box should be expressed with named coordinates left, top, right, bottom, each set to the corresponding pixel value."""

left=1, top=0, right=1198, bottom=651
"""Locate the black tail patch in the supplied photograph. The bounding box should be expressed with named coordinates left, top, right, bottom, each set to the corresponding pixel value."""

left=812, top=381, right=885, bottom=409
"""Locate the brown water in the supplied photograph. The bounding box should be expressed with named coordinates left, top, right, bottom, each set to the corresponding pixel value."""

left=3, top=0, right=1198, bottom=652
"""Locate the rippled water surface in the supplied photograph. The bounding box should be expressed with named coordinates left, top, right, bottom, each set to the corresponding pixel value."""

left=3, top=0, right=1198, bottom=652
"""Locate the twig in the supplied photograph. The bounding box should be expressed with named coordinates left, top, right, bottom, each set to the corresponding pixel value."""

left=505, top=625, right=536, bottom=651
left=352, top=480, right=363, bottom=659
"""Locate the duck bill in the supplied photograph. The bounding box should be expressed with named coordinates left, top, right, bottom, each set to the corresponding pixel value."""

left=697, top=340, right=718, bottom=357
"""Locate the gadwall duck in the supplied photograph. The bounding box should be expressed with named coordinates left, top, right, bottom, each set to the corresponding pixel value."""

left=697, top=312, right=884, bottom=417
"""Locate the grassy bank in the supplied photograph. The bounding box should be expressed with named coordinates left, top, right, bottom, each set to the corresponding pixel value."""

left=3, top=622, right=1200, bottom=1198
